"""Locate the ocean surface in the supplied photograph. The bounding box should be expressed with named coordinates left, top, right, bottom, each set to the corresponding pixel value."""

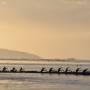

left=0, top=61, right=90, bottom=90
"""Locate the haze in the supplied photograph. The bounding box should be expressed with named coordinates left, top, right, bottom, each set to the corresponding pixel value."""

left=0, top=0, right=90, bottom=59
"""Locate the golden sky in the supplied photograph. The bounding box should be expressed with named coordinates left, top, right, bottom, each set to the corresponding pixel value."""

left=0, top=0, right=90, bottom=59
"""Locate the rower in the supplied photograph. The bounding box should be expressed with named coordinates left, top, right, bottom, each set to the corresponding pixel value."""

left=49, top=68, right=53, bottom=73
left=76, top=68, right=81, bottom=73
left=40, top=67, right=46, bottom=73
left=65, top=67, right=70, bottom=73
left=58, top=67, right=62, bottom=73
left=19, top=67, right=24, bottom=72
left=2, top=67, right=7, bottom=72
left=83, top=68, right=88, bottom=73
left=10, top=67, right=17, bottom=72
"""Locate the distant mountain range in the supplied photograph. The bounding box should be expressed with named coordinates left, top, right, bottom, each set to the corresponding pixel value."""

left=0, top=49, right=41, bottom=60
left=0, top=49, right=89, bottom=63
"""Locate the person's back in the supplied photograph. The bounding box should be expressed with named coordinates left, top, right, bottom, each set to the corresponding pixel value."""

left=11, top=67, right=17, bottom=72
left=2, top=67, right=7, bottom=72
left=83, top=68, right=88, bottom=73
left=58, top=67, right=62, bottom=73
left=76, top=68, right=80, bottom=73
left=19, top=67, right=24, bottom=72
left=49, top=68, right=53, bottom=73
left=65, top=67, right=70, bottom=73
left=41, top=68, right=45, bottom=73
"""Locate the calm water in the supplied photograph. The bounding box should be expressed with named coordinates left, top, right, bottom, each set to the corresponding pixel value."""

left=0, top=62, right=90, bottom=90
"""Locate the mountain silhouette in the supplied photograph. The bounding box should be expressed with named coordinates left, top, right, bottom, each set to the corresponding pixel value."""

left=0, top=48, right=41, bottom=60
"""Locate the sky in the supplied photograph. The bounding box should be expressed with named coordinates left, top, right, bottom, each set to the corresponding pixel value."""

left=0, top=0, right=90, bottom=59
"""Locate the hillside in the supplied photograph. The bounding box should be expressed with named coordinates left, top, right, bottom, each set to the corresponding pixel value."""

left=0, top=49, right=41, bottom=60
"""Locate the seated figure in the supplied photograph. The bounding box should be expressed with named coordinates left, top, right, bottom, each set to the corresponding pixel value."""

left=10, top=67, right=17, bottom=72
left=19, top=67, right=24, bottom=72
left=49, top=68, right=53, bottom=73
left=2, top=67, right=7, bottom=72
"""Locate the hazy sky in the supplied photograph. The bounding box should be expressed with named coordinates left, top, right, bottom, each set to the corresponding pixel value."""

left=0, top=0, right=90, bottom=59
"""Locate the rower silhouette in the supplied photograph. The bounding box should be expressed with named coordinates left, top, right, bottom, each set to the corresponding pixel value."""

left=65, top=67, right=70, bottom=73
left=76, top=68, right=81, bottom=74
left=49, top=68, right=53, bottom=73
left=41, top=67, right=46, bottom=73
left=2, top=67, right=7, bottom=72
left=10, top=67, right=17, bottom=72
left=19, top=67, right=24, bottom=72
left=83, top=68, right=88, bottom=74
left=58, top=67, right=62, bottom=73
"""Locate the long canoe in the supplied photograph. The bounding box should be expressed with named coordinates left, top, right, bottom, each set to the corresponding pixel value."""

left=0, top=71, right=90, bottom=76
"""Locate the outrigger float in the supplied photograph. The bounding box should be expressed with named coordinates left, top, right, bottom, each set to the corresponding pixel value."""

left=0, top=67, right=90, bottom=76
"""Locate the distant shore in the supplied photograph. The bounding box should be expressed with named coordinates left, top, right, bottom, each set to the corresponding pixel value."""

left=0, top=59, right=89, bottom=65
left=0, top=58, right=90, bottom=62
